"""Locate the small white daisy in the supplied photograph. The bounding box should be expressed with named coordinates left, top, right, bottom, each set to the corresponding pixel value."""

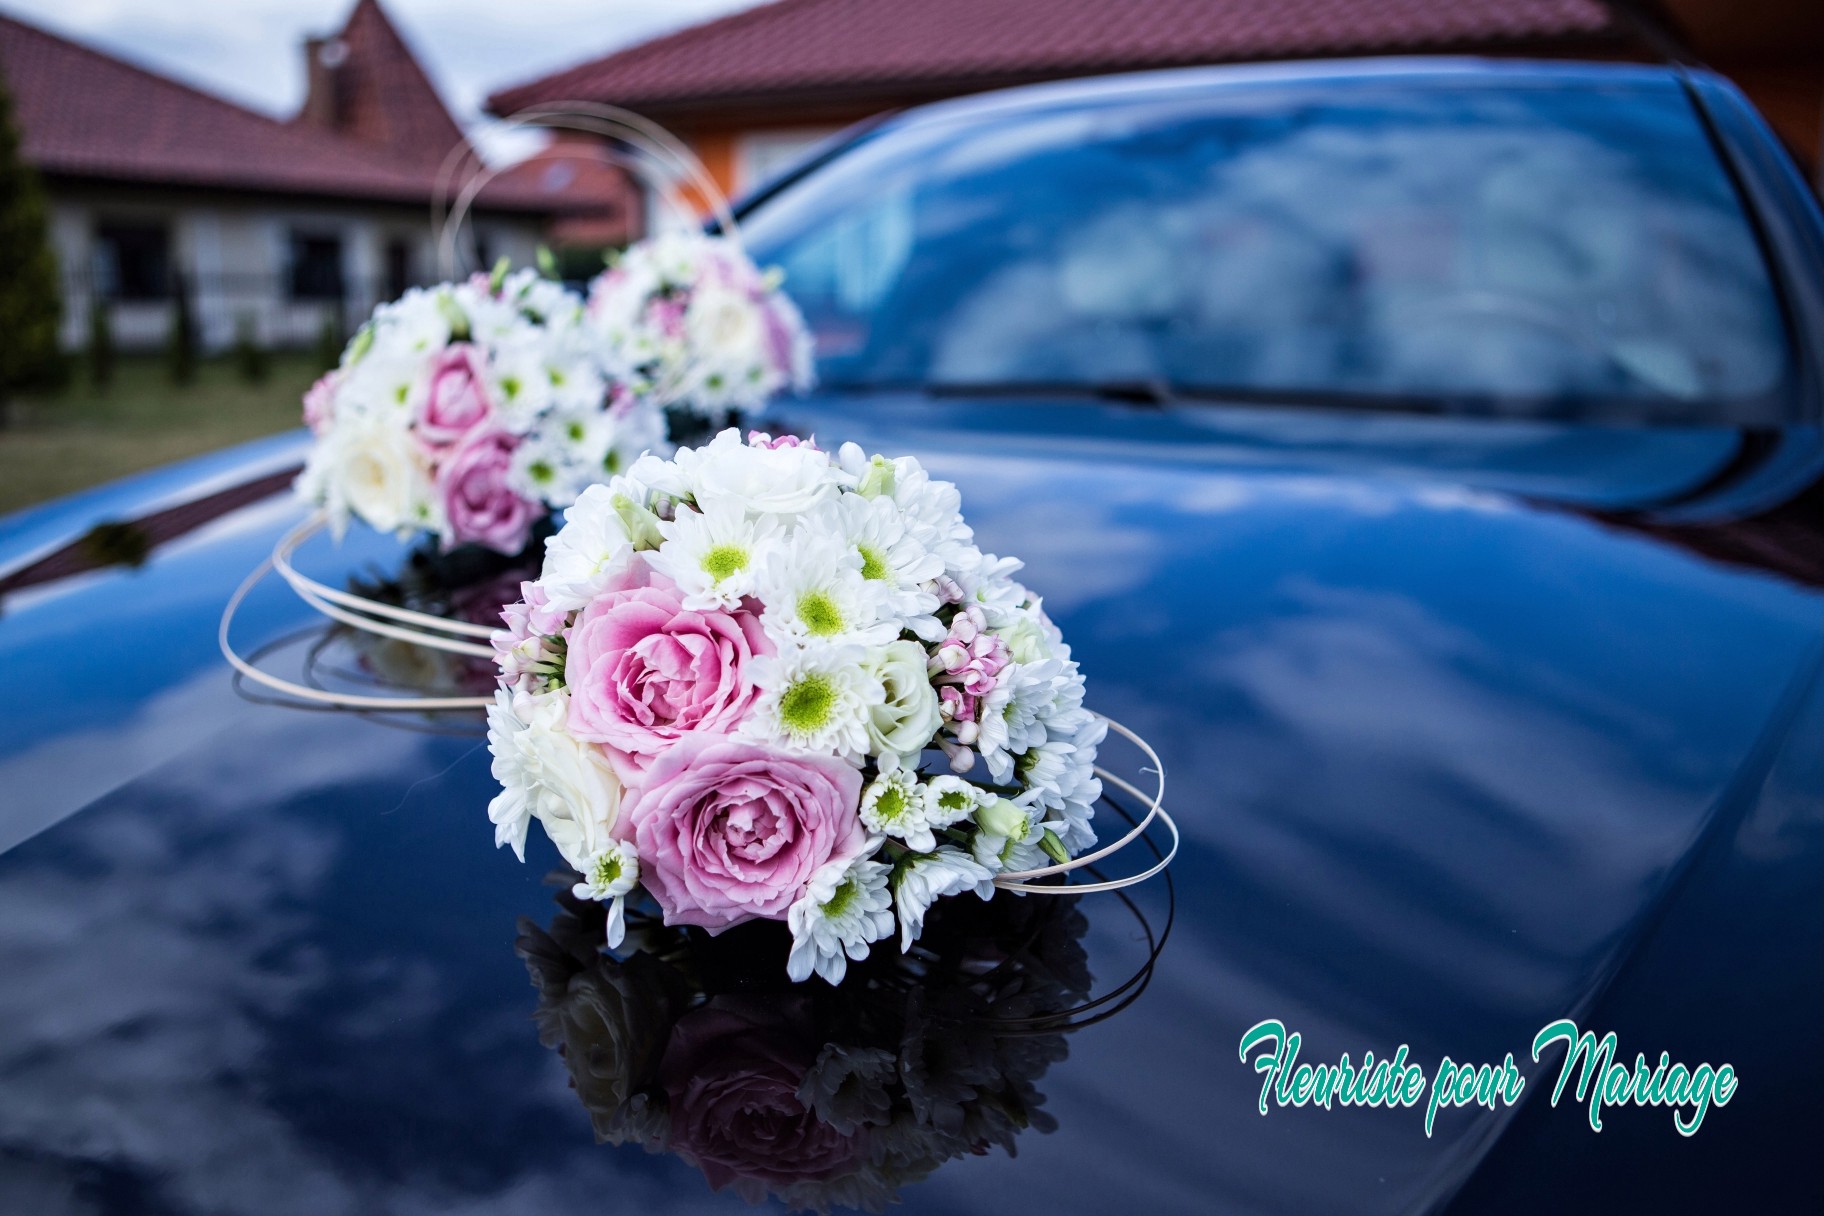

left=745, top=646, right=883, bottom=761
left=754, top=534, right=898, bottom=651
left=572, top=840, right=641, bottom=949
left=892, top=847, right=993, bottom=951
left=922, top=774, right=985, bottom=828
left=858, top=769, right=937, bottom=852
left=787, top=855, right=895, bottom=985
left=825, top=493, right=943, bottom=635
left=646, top=500, right=783, bottom=611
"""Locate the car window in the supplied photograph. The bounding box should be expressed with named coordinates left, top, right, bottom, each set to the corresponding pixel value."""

left=740, top=77, right=1798, bottom=423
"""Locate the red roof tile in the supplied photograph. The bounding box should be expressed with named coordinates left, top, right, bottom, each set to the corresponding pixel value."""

left=0, top=7, right=575, bottom=213
left=489, top=0, right=1622, bottom=117
left=291, top=0, right=466, bottom=172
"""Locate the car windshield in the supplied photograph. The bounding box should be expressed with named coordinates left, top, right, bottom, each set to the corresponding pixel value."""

left=739, top=73, right=1798, bottom=423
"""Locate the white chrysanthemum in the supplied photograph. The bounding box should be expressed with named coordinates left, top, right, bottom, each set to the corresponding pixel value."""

left=755, top=534, right=897, bottom=651
left=1022, top=710, right=1105, bottom=854
left=647, top=500, right=783, bottom=611
left=680, top=427, right=835, bottom=517
left=572, top=840, right=641, bottom=949
left=787, top=856, right=895, bottom=985
left=892, top=847, right=993, bottom=951
left=837, top=444, right=977, bottom=574
left=922, top=774, right=984, bottom=828
left=958, top=553, right=1029, bottom=626
left=995, top=607, right=1063, bottom=664
left=540, top=484, right=637, bottom=611
left=825, top=493, right=943, bottom=635
left=337, top=344, right=428, bottom=419
left=745, top=645, right=882, bottom=760
left=858, top=769, right=936, bottom=852
left=487, top=330, right=559, bottom=432
left=486, top=689, right=623, bottom=871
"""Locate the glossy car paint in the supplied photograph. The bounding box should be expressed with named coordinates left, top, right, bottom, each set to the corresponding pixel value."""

left=0, top=60, right=1818, bottom=1214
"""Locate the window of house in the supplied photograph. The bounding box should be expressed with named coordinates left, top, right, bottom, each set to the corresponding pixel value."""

left=93, top=223, right=171, bottom=301
left=288, top=232, right=345, bottom=301
left=385, top=238, right=412, bottom=300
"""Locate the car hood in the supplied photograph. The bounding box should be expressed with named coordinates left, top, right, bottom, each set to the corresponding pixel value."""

left=0, top=400, right=1818, bottom=1215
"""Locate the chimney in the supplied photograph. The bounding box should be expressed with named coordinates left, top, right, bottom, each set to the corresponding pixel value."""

left=299, top=35, right=350, bottom=130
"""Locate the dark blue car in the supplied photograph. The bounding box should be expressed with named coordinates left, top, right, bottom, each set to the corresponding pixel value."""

left=1, top=58, right=1819, bottom=1214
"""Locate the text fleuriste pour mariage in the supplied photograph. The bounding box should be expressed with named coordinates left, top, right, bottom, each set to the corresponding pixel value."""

left=1239, top=1019, right=1737, bottom=1137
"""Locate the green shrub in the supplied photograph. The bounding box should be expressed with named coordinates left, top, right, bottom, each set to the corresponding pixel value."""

left=87, top=297, right=114, bottom=390
left=0, top=69, right=67, bottom=423
left=166, top=269, right=197, bottom=386
left=233, top=312, right=269, bottom=384
left=315, top=308, right=343, bottom=372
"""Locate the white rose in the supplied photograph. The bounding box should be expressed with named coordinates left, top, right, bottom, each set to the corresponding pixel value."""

left=334, top=416, right=428, bottom=535
left=865, top=639, right=942, bottom=762
left=685, top=282, right=765, bottom=365
left=517, top=690, right=624, bottom=872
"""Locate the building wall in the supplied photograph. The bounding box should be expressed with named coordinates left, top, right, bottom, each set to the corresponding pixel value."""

left=46, top=182, right=546, bottom=354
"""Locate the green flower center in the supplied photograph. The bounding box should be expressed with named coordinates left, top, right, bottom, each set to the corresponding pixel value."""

left=701, top=544, right=749, bottom=582
left=527, top=459, right=555, bottom=484
left=937, top=789, right=972, bottom=815
left=823, top=875, right=859, bottom=917
left=779, top=673, right=836, bottom=733
left=566, top=421, right=586, bottom=441
left=591, top=854, right=622, bottom=888
left=797, top=590, right=845, bottom=636
left=874, top=784, right=909, bottom=824
left=501, top=375, right=522, bottom=401
left=857, top=544, right=890, bottom=581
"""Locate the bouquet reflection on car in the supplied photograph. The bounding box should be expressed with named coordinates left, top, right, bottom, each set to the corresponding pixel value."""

left=518, top=877, right=1166, bottom=1213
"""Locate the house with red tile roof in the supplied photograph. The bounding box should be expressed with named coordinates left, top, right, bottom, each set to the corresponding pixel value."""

left=488, top=0, right=1822, bottom=210
left=0, top=0, right=632, bottom=353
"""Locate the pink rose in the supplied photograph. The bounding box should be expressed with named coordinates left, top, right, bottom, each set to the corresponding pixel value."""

left=619, top=736, right=866, bottom=932
left=419, top=344, right=494, bottom=448
left=660, top=997, right=862, bottom=1193
left=566, top=570, right=770, bottom=769
left=438, top=428, right=537, bottom=554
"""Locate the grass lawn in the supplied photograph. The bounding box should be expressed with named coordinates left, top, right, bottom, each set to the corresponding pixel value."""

left=0, top=353, right=320, bottom=516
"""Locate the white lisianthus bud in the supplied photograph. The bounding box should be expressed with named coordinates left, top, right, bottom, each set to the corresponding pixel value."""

left=975, top=796, right=1030, bottom=841
left=857, top=454, right=896, bottom=499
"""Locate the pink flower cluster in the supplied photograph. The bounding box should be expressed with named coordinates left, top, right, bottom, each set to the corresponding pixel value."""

left=930, top=605, right=1009, bottom=750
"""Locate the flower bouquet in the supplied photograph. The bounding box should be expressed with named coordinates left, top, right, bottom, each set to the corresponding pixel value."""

left=488, top=428, right=1168, bottom=983
left=585, top=232, right=814, bottom=432
left=297, top=264, right=661, bottom=555
left=518, top=873, right=1150, bottom=1212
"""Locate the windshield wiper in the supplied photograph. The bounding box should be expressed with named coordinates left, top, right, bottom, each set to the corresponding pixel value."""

left=922, top=379, right=1175, bottom=408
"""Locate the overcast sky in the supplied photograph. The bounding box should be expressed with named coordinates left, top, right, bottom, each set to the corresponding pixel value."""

left=0, top=0, right=770, bottom=151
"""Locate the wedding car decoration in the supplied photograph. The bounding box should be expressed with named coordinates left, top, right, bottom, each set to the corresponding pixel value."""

left=297, top=263, right=662, bottom=554
left=487, top=428, right=1174, bottom=983
left=518, top=870, right=1161, bottom=1212
left=585, top=232, right=814, bottom=428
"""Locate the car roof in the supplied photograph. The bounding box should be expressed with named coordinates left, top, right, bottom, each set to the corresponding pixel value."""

left=877, top=55, right=1691, bottom=133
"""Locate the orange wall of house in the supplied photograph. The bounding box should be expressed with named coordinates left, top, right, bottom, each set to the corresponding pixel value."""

left=684, top=129, right=741, bottom=212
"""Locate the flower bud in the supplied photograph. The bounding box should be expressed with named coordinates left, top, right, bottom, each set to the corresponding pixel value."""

left=857, top=454, right=895, bottom=499
left=975, top=797, right=1028, bottom=840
